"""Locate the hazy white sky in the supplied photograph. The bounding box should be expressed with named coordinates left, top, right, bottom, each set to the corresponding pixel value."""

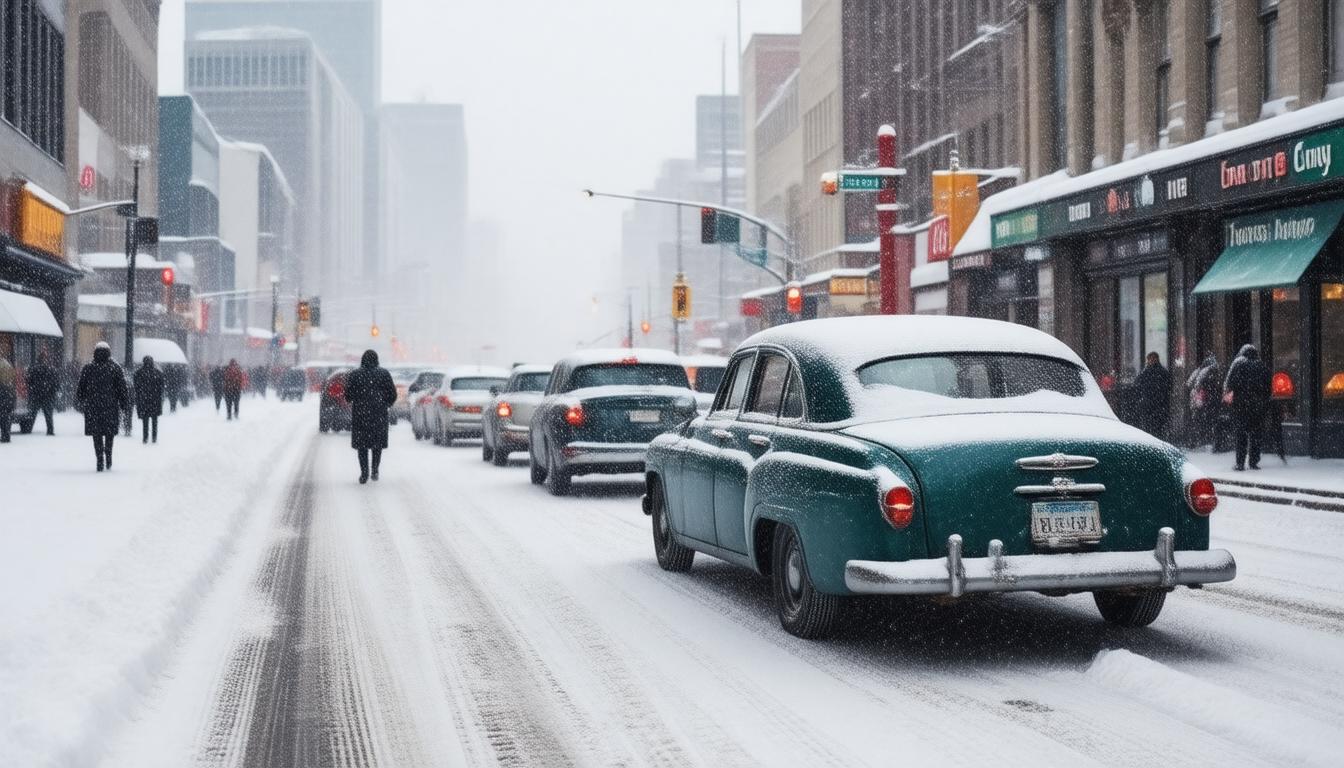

left=159, top=0, right=800, bottom=361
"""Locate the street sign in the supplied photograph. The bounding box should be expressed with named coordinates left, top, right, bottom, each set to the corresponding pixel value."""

left=671, top=274, right=691, bottom=320
left=737, top=245, right=768, bottom=267
left=839, top=174, right=886, bottom=192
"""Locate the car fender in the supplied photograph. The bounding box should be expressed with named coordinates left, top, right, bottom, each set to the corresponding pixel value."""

left=745, top=445, right=927, bottom=595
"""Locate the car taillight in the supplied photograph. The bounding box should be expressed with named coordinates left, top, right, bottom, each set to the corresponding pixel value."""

left=438, top=395, right=452, bottom=407
left=1187, top=477, right=1218, bottom=516
left=418, top=395, right=431, bottom=406
left=565, top=405, right=585, bottom=427
left=497, top=402, right=512, bottom=419
left=881, top=486, right=915, bottom=529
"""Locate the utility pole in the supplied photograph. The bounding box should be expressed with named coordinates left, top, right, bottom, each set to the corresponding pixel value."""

left=121, top=156, right=142, bottom=436
left=625, top=289, right=634, bottom=349
left=877, top=125, right=901, bottom=314
left=719, top=38, right=728, bottom=328
left=674, top=206, right=683, bottom=355
left=270, top=274, right=280, bottom=371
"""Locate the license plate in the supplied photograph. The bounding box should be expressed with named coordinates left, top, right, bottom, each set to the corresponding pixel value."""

left=455, top=406, right=482, bottom=414
left=628, top=410, right=660, bottom=423
left=1030, top=501, right=1102, bottom=545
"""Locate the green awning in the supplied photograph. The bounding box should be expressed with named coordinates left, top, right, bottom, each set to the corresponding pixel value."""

left=1194, top=200, right=1344, bottom=294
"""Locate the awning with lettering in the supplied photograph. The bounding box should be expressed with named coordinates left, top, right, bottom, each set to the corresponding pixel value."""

left=1192, top=200, right=1344, bottom=294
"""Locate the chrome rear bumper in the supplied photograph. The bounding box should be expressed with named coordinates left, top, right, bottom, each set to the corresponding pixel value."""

left=845, top=528, right=1236, bottom=597
left=561, top=441, right=649, bottom=467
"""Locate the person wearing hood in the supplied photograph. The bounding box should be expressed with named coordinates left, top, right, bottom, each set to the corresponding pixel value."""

left=1223, top=343, right=1271, bottom=471
left=77, top=342, right=129, bottom=471
left=26, top=352, right=59, bottom=435
left=133, top=355, right=165, bottom=444
left=0, top=354, right=15, bottom=443
left=222, top=359, right=245, bottom=420
left=344, top=349, right=397, bottom=484
left=1131, top=351, right=1172, bottom=439
left=1185, top=354, right=1222, bottom=449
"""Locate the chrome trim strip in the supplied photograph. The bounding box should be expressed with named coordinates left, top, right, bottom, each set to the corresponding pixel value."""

left=1016, top=452, right=1099, bottom=471
left=844, top=529, right=1236, bottom=596
left=1014, top=477, right=1107, bottom=496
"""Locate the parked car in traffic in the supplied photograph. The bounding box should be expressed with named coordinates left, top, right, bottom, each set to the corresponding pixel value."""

left=387, top=364, right=427, bottom=424
left=482, top=364, right=552, bottom=466
left=277, top=368, right=307, bottom=401
left=643, top=316, right=1236, bottom=639
left=426, top=366, right=510, bottom=446
left=529, top=349, right=697, bottom=496
left=681, top=354, right=729, bottom=413
left=318, top=369, right=352, bottom=432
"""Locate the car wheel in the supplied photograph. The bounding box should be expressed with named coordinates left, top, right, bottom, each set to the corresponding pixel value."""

left=482, top=441, right=494, bottom=462
left=529, top=444, right=547, bottom=485
left=1093, top=589, right=1167, bottom=627
left=492, top=447, right=510, bottom=467
left=650, top=479, right=694, bottom=572
left=545, top=445, right=571, bottom=496
left=771, top=524, right=842, bottom=639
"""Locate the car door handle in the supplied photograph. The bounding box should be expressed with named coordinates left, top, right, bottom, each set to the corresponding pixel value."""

left=711, top=428, right=733, bottom=441
left=747, top=434, right=771, bottom=448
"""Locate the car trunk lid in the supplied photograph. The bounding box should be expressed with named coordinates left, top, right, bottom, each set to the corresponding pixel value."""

left=573, top=386, right=696, bottom=443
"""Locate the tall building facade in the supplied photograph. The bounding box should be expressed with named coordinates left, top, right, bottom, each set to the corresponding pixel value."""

left=379, top=103, right=467, bottom=351
left=741, top=34, right=801, bottom=220
left=218, top=141, right=295, bottom=335
left=185, top=0, right=382, bottom=281
left=185, top=29, right=364, bottom=334
left=953, top=0, right=1344, bottom=457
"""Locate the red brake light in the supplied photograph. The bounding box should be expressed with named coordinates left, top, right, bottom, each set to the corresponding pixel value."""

left=881, top=486, right=915, bottom=529
left=565, top=405, right=585, bottom=427
left=418, top=395, right=430, bottom=406
left=497, top=402, right=513, bottom=419
left=438, top=395, right=452, bottom=407
left=619, top=356, right=639, bottom=365
left=1187, top=477, right=1218, bottom=516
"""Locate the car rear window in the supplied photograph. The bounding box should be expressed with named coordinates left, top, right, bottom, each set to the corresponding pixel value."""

left=510, top=372, right=550, bottom=392
left=858, top=354, right=1088, bottom=399
left=451, top=377, right=507, bottom=391
left=418, top=373, right=444, bottom=389
left=571, top=364, right=689, bottom=389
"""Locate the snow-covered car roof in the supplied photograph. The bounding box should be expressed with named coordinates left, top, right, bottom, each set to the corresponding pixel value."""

left=680, top=354, right=729, bottom=369
left=510, top=364, right=553, bottom=375
left=559, top=348, right=683, bottom=367
left=742, top=315, right=1086, bottom=370
left=442, top=365, right=511, bottom=380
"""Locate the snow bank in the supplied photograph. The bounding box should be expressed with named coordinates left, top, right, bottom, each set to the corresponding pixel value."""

left=1085, top=649, right=1343, bottom=767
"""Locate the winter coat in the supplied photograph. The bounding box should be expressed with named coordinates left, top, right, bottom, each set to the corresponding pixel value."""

left=0, top=358, right=14, bottom=414
left=163, top=366, right=183, bottom=397
left=77, top=350, right=129, bottom=436
left=1224, top=344, right=1271, bottom=420
left=209, top=366, right=225, bottom=395
left=25, top=361, right=59, bottom=405
left=222, top=363, right=245, bottom=395
left=1186, top=356, right=1221, bottom=410
left=344, top=352, right=397, bottom=450
left=134, top=364, right=165, bottom=418
left=1132, top=361, right=1172, bottom=433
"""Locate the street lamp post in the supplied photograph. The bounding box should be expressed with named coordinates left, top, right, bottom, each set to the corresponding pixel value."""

left=270, top=274, right=280, bottom=370
left=121, top=148, right=149, bottom=435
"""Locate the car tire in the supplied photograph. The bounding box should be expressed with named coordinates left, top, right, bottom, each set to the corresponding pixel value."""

left=650, top=480, right=694, bottom=572
left=1093, top=589, right=1166, bottom=627
left=529, top=445, right=547, bottom=485
left=545, top=445, right=571, bottom=496
left=482, top=441, right=494, bottom=462
left=771, top=524, right=842, bottom=640
left=492, top=447, right=510, bottom=467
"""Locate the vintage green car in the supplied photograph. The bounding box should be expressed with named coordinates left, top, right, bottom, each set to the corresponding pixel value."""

left=643, top=316, right=1236, bottom=639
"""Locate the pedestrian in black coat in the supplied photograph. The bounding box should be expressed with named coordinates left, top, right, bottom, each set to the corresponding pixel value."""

left=1223, top=343, right=1271, bottom=471
left=25, top=352, right=59, bottom=435
left=1132, top=351, right=1172, bottom=439
left=344, top=349, right=397, bottom=484
left=133, top=356, right=165, bottom=444
left=77, top=342, right=129, bottom=471
left=163, top=364, right=183, bottom=412
left=209, top=365, right=225, bottom=411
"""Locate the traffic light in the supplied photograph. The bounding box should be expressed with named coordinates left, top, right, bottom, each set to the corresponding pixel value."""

left=297, top=300, right=311, bottom=324
left=310, top=297, right=321, bottom=327
left=640, top=320, right=651, bottom=335
left=700, top=207, right=716, bottom=244
left=160, top=266, right=174, bottom=286
left=370, top=324, right=380, bottom=338
left=699, top=207, right=740, bottom=244
left=672, top=274, right=691, bottom=320
left=786, top=282, right=803, bottom=315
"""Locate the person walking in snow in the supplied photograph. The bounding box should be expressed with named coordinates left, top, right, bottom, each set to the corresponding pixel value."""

left=77, top=342, right=129, bottom=471
left=1224, top=344, right=1271, bottom=471
left=209, top=364, right=225, bottom=411
left=133, top=356, right=165, bottom=444
left=344, top=349, right=397, bottom=484
left=0, top=354, right=16, bottom=443
left=163, top=364, right=183, bottom=412
left=222, top=359, right=245, bottom=420
left=25, top=352, right=59, bottom=435
left=1132, top=351, right=1172, bottom=439
left=1185, top=354, right=1221, bottom=449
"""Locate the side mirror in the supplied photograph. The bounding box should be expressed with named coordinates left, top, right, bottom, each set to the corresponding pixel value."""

left=489, top=385, right=500, bottom=396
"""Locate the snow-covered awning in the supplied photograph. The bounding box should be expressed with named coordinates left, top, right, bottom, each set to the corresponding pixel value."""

left=134, top=338, right=188, bottom=365
left=22, top=181, right=71, bottom=215
left=0, top=288, right=62, bottom=337
left=77, top=293, right=126, bottom=324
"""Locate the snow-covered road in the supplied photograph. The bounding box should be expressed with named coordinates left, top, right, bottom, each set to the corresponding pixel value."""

left=4, top=398, right=1343, bottom=766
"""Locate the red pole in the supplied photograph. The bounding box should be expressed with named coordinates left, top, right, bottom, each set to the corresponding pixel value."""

left=877, top=125, right=899, bottom=314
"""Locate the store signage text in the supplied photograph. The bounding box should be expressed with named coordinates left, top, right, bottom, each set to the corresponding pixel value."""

left=1225, top=212, right=1318, bottom=247
left=991, top=121, right=1344, bottom=248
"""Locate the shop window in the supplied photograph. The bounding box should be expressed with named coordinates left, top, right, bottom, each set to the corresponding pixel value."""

left=1144, top=273, right=1169, bottom=371
left=1260, top=0, right=1281, bottom=103
left=1155, top=0, right=1171, bottom=144
left=1323, top=283, right=1344, bottom=416
left=1270, top=287, right=1301, bottom=420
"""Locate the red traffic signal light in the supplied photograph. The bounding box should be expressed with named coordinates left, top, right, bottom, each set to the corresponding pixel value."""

left=640, top=320, right=651, bottom=334
left=785, top=282, right=803, bottom=315
left=700, top=207, right=716, bottom=244
left=370, top=324, right=380, bottom=338
left=160, top=266, right=174, bottom=286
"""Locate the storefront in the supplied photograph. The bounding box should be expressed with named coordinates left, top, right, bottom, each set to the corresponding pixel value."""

left=967, top=102, right=1344, bottom=457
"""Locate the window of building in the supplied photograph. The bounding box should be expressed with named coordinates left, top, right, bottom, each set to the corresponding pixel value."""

left=1269, top=287, right=1302, bottom=420
left=0, top=0, right=65, bottom=161
left=1322, top=283, right=1344, bottom=416
left=1260, top=0, right=1281, bottom=103
left=1048, top=0, right=1068, bottom=169
left=1154, top=0, right=1171, bottom=144
left=1206, top=0, right=1222, bottom=129
left=1328, top=0, right=1344, bottom=90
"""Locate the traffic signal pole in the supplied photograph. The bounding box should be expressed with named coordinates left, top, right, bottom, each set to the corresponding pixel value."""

left=877, top=125, right=898, bottom=315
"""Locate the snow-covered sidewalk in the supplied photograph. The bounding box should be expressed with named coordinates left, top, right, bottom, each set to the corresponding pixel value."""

left=1184, top=448, right=1344, bottom=510
left=0, top=399, right=311, bottom=767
